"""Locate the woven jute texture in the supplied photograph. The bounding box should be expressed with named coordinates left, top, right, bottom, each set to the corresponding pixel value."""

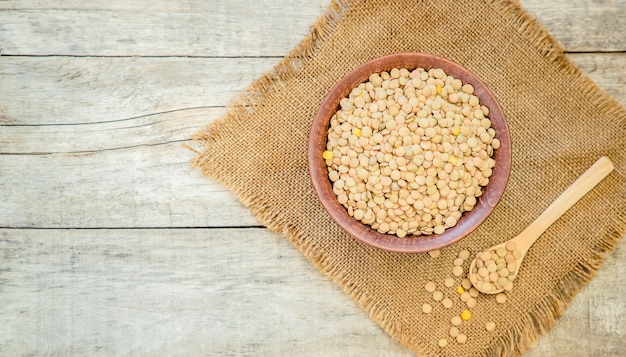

left=191, top=0, right=626, bottom=355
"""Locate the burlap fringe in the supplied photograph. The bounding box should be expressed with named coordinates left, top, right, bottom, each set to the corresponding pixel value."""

left=479, top=3, right=626, bottom=355
left=191, top=0, right=353, bottom=149
left=191, top=0, right=626, bottom=356
left=484, top=0, right=626, bottom=123
left=482, top=211, right=626, bottom=357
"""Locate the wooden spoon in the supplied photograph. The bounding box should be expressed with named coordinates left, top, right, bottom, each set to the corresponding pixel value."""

left=468, top=156, right=615, bottom=294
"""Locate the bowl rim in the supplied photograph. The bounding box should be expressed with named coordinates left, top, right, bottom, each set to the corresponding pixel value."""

left=308, top=52, right=512, bottom=253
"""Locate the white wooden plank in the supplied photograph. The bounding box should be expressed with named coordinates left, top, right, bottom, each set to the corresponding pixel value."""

left=0, top=57, right=277, bottom=125
left=0, top=53, right=623, bottom=127
left=0, top=0, right=331, bottom=57
left=0, top=142, right=260, bottom=228
left=521, top=0, right=626, bottom=52
left=569, top=53, right=626, bottom=100
left=0, top=228, right=623, bottom=356
left=0, top=1, right=624, bottom=57
left=0, top=228, right=412, bottom=356
left=0, top=107, right=222, bottom=154
left=0, top=54, right=623, bottom=228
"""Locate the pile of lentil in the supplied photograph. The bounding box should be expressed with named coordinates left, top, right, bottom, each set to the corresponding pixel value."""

left=323, top=67, right=500, bottom=237
left=470, top=241, right=522, bottom=293
left=424, top=248, right=508, bottom=348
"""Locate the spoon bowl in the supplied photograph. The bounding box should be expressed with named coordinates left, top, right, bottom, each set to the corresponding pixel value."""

left=468, top=156, right=614, bottom=294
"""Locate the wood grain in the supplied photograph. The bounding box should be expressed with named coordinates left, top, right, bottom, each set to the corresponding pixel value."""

left=0, top=54, right=623, bottom=228
left=0, top=57, right=277, bottom=125
left=1, top=54, right=623, bottom=126
left=0, top=228, right=622, bottom=356
left=0, top=0, right=624, bottom=355
left=0, top=1, right=623, bottom=56
left=0, top=228, right=412, bottom=356
left=0, top=142, right=259, bottom=228
left=522, top=0, right=626, bottom=52
left=0, top=0, right=330, bottom=57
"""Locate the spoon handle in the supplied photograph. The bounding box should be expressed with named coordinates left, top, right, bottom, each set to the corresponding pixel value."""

left=515, top=156, right=614, bottom=252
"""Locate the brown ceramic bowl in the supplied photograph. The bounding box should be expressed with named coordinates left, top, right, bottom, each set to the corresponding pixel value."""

left=308, top=53, right=511, bottom=253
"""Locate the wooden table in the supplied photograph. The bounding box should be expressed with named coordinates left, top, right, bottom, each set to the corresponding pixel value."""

left=1, top=1, right=624, bottom=355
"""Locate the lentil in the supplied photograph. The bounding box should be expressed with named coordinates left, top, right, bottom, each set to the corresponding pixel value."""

left=425, top=281, right=437, bottom=293
left=470, top=241, right=522, bottom=293
left=461, top=278, right=472, bottom=290
left=451, top=315, right=462, bottom=326
left=466, top=297, right=477, bottom=308
left=456, top=333, right=468, bottom=344
left=422, top=303, right=433, bottom=313
left=427, top=249, right=441, bottom=258
left=325, top=67, right=498, bottom=237
left=495, top=293, right=508, bottom=304
left=485, top=321, right=496, bottom=331
left=461, top=309, right=471, bottom=321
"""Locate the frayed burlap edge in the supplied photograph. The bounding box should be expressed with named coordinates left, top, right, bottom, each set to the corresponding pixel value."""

left=189, top=0, right=626, bottom=356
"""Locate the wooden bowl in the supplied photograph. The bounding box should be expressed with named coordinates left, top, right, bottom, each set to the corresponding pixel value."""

left=308, top=53, right=511, bottom=253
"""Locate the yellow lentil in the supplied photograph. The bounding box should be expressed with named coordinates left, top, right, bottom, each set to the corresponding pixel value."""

left=461, top=309, right=471, bottom=321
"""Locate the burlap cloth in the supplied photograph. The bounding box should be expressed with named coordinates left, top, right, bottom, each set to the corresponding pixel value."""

left=190, top=0, right=626, bottom=355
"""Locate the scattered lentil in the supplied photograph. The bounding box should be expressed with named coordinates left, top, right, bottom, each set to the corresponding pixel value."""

left=495, top=293, right=508, bottom=304
left=451, top=315, right=462, bottom=326
left=461, top=309, right=471, bottom=321
left=460, top=292, right=471, bottom=302
left=485, top=321, right=496, bottom=331
left=425, top=281, right=437, bottom=293
left=456, top=333, right=468, bottom=344
left=449, top=326, right=459, bottom=338
left=442, top=298, right=454, bottom=309
left=466, top=297, right=477, bottom=308
left=428, top=249, right=441, bottom=258
left=469, top=288, right=479, bottom=298
left=444, top=277, right=455, bottom=287
left=325, top=67, right=498, bottom=237
left=438, top=338, right=448, bottom=348
left=422, top=303, right=433, bottom=313
left=461, top=278, right=472, bottom=290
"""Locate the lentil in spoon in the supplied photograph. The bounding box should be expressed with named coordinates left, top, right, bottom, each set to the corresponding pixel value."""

left=468, top=156, right=614, bottom=294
